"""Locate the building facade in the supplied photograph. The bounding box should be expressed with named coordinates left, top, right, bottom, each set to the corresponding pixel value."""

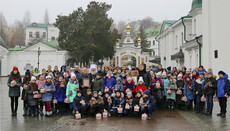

left=25, top=22, right=59, bottom=46
left=157, top=0, right=230, bottom=75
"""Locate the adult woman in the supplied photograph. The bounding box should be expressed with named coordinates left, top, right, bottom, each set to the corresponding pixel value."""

left=7, top=66, right=22, bottom=116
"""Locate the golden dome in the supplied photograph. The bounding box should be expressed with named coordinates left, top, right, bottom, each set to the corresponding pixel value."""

left=126, top=24, right=131, bottom=32
left=137, top=37, right=141, bottom=43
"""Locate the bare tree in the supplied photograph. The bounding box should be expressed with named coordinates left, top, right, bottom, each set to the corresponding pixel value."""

left=117, top=20, right=127, bottom=35
left=140, top=17, right=160, bottom=30
left=22, top=11, right=31, bottom=28
left=0, top=12, right=9, bottom=47
left=44, top=9, right=50, bottom=24
left=10, top=20, right=25, bottom=47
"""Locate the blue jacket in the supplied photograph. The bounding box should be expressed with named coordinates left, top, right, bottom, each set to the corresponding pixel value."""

left=162, top=78, right=169, bottom=96
left=42, top=82, right=56, bottom=102
left=104, top=77, right=116, bottom=88
left=184, top=84, right=194, bottom=100
left=53, top=80, right=66, bottom=102
left=143, top=90, right=156, bottom=107
left=217, top=73, right=230, bottom=97
left=72, top=96, right=88, bottom=111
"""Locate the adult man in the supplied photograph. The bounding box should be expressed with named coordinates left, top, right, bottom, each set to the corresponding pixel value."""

left=47, top=65, right=52, bottom=73
left=89, top=64, right=97, bottom=86
left=216, top=71, right=230, bottom=117
left=74, top=65, right=82, bottom=81
left=138, top=64, right=152, bottom=89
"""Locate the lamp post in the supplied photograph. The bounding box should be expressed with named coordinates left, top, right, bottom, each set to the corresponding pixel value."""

left=37, top=47, right=41, bottom=69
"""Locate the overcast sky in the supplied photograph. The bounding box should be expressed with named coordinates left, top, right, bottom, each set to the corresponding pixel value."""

left=0, top=0, right=193, bottom=25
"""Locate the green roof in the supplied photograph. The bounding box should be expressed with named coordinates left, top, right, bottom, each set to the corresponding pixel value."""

left=164, top=20, right=177, bottom=27
left=190, top=0, right=202, bottom=12
left=8, top=40, right=60, bottom=51
left=145, top=26, right=161, bottom=38
left=27, top=22, right=50, bottom=28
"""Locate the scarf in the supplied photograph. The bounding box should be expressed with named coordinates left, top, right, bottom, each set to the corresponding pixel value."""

left=10, top=71, right=21, bottom=79
left=30, top=82, right=38, bottom=91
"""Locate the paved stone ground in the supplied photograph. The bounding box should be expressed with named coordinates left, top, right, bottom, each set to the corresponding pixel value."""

left=1, top=77, right=230, bottom=131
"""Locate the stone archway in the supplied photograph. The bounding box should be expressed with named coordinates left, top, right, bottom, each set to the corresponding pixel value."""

left=120, top=54, right=137, bottom=67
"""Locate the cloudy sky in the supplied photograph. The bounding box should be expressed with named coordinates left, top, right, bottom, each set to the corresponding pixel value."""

left=0, top=0, right=193, bottom=25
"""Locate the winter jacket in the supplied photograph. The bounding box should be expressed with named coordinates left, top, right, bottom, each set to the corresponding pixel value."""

left=66, top=79, right=79, bottom=103
left=93, top=78, right=104, bottom=92
left=125, top=97, right=133, bottom=106
left=54, top=80, right=66, bottom=102
left=7, top=71, right=22, bottom=97
left=176, top=80, right=184, bottom=92
left=27, top=83, right=39, bottom=106
left=135, top=84, right=147, bottom=93
left=162, top=78, right=169, bottom=96
left=217, top=73, right=230, bottom=97
left=203, top=77, right=217, bottom=95
left=194, top=78, right=205, bottom=96
left=133, top=97, right=141, bottom=106
left=143, top=90, right=156, bottom=107
left=139, top=70, right=152, bottom=87
left=184, top=84, right=194, bottom=100
left=22, top=76, right=30, bottom=100
left=73, top=96, right=88, bottom=111
left=85, top=94, right=92, bottom=104
left=80, top=74, right=92, bottom=97
left=124, top=81, right=135, bottom=94
left=165, top=81, right=178, bottom=100
left=104, top=76, right=116, bottom=89
left=42, top=81, right=56, bottom=102
left=113, top=96, right=125, bottom=107
left=74, top=70, right=82, bottom=81
left=153, top=82, right=164, bottom=100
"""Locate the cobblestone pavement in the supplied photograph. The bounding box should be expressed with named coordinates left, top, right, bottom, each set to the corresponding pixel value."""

left=1, top=77, right=229, bottom=131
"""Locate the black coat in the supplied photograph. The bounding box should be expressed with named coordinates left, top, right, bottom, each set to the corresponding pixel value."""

left=139, top=70, right=152, bottom=87
left=203, top=77, right=217, bottom=95
left=133, top=97, right=141, bottom=106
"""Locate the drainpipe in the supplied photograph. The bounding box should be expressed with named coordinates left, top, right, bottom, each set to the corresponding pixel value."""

left=195, top=35, right=202, bottom=66
left=181, top=17, right=188, bottom=43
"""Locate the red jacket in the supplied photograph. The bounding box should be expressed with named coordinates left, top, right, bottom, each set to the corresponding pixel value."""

left=135, top=84, right=147, bottom=93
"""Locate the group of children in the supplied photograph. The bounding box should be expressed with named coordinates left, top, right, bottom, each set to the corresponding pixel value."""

left=7, top=64, right=230, bottom=120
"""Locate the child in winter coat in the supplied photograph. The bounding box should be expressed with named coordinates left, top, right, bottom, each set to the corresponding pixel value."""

left=53, top=75, right=66, bottom=115
left=66, top=72, right=79, bottom=114
left=133, top=90, right=142, bottom=115
left=114, top=77, right=124, bottom=92
left=166, top=77, right=177, bottom=110
left=124, top=77, right=135, bottom=95
left=27, top=76, right=39, bottom=118
left=112, top=90, right=125, bottom=115
left=42, top=76, right=56, bottom=116
left=22, top=70, right=31, bottom=116
left=194, top=72, right=205, bottom=113
left=140, top=90, right=156, bottom=120
left=153, top=78, right=164, bottom=109
left=184, top=77, right=194, bottom=110
left=104, top=71, right=116, bottom=95
left=135, top=77, right=147, bottom=94
left=36, top=74, right=46, bottom=116
left=73, top=90, right=88, bottom=118
left=203, top=71, right=217, bottom=115
left=124, top=91, right=133, bottom=115
left=176, top=74, right=185, bottom=110
left=89, top=91, right=104, bottom=114
left=103, top=92, right=113, bottom=116
left=162, top=72, right=169, bottom=98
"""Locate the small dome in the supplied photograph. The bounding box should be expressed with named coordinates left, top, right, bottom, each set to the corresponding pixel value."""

left=126, top=24, right=131, bottom=32
left=191, top=0, right=202, bottom=12
left=137, top=37, right=141, bottom=43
